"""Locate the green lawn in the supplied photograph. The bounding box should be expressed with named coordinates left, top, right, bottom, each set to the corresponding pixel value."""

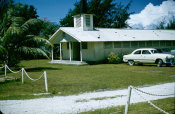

left=80, top=97, right=175, bottom=114
left=0, top=59, right=175, bottom=99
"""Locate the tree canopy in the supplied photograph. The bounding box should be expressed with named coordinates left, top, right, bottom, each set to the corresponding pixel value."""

left=0, top=0, right=52, bottom=66
left=156, top=17, right=175, bottom=30
left=60, top=0, right=132, bottom=28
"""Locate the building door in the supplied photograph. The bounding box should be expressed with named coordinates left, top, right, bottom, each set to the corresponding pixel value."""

left=73, top=42, right=80, bottom=61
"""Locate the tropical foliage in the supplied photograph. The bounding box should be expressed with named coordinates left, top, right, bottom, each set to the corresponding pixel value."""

left=40, top=20, right=59, bottom=40
left=0, top=17, right=52, bottom=66
left=156, top=17, right=175, bottom=30
left=0, top=1, right=52, bottom=66
left=60, top=0, right=132, bottom=28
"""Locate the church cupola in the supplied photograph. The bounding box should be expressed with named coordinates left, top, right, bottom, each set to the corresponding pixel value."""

left=73, top=14, right=94, bottom=31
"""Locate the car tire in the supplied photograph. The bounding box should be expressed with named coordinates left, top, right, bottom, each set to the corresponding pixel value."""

left=128, top=60, right=134, bottom=66
left=166, top=64, right=171, bottom=67
left=157, top=59, right=163, bottom=67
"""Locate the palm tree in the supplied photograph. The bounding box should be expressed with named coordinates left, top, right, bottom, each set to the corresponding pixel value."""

left=1, top=17, right=52, bottom=66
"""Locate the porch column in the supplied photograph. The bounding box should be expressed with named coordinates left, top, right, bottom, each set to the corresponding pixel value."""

left=69, top=42, right=72, bottom=61
left=80, top=42, right=82, bottom=62
left=60, top=42, right=62, bottom=60
left=51, top=46, right=54, bottom=61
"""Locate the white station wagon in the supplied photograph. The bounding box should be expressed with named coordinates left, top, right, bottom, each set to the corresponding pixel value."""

left=123, top=48, right=175, bottom=67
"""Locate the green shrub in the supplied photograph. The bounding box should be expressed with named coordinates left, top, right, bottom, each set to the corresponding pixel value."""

left=107, top=52, right=121, bottom=64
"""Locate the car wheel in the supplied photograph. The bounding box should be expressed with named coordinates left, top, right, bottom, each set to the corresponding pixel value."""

left=166, top=64, right=171, bottom=67
left=128, top=60, right=134, bottom=66
left=157, top=59, right=163, bottom=67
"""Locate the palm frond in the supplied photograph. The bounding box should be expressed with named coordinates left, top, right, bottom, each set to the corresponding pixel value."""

left=17, top=46, right=48, bottom=59
left=18, top=36, right=52, bottom=49
left=3, top=26, right=21, bottom=45
left=21, top=19, right=41, bottom=33
left=12, top=17, right=25, bottom=27
left=0, top=45, right=6, bottom=57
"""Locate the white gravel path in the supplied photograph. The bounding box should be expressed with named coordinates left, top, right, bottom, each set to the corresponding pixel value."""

left=0, top=82, right=174, bottom=114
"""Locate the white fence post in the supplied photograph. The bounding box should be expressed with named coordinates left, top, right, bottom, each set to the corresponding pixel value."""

left=44, top=71, right=48, bottom=92
left=125, top=86, right=132, bottom=114
left=22, top=68, right=24, bottom=84
left=5, top=64, right=7, bottom=77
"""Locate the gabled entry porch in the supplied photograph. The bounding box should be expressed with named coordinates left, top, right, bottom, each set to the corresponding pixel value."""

left=50, top=41, right=87, bottom=65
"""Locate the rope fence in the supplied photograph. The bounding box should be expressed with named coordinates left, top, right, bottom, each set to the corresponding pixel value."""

left=131, top=86, right=174, bottom=96
left=5, top=65, right=22, bottom=74
left=133, top=88, right=170, bottom=114
left=125, top=86, right=174, bottom=114
left=23, top=69, right=44, bottom=81
left=0, top=65, right=4, bottom=69
left=0, top=64, right=48, bottom=92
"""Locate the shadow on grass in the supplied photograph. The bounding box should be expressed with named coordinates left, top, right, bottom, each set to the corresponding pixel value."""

left=134, top=64, right=175, bottom=67
left=25, top=67, right=62, bottom=72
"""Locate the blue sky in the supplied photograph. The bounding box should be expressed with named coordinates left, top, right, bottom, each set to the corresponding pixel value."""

left=14, top=0, right=167, bottom=24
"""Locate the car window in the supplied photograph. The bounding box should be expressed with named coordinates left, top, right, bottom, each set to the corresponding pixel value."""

left=156, top=49, right=163, bottom=53
left=151, top=50, right=159, bottom=54
left=142, top=50, right=151, bottom=54
left=134, top=50, right=141, bottom=54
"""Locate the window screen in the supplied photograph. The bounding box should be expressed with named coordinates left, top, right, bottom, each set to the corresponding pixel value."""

left=160, top=41, right=166, bottom=46
left=139, top=41, right=145, bottom=47
left=85, top=15, right=90, bottom=27
left=114, top=42, right=121, bottom=48
left=166, top=41, right=171, bottom=46
left=131, top=42, right=138, bottom=48
left=172, top=41, right=175, bottom=46
left=152, top=41, right=159, bottom=47
left=123, top=42, right=130, bottom=48
left=82, top=42, right=88, bottom=49
left=104, top=42, right=113, bottom=49
left=146, top=41, right=152, bottom=47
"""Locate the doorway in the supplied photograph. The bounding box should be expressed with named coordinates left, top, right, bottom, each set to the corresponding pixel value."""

left=73, top=42, right=80, bottom=61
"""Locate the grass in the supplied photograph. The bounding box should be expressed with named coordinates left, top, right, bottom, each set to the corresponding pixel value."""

left=0, top=59, right=174, bottom=100
left=80, top=97, right=175, bottom=114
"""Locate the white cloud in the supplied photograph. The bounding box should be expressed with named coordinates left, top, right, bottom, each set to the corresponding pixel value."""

left=127, top=0, right=175, bottom=29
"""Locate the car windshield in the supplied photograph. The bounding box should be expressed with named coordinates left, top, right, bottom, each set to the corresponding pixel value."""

left=151, top=50, right=159, bottom=54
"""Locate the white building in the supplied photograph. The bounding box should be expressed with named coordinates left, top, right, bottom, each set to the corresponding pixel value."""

left=49, top=14, right=175, bottom=64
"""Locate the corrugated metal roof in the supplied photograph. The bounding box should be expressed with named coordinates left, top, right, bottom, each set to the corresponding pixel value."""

left=49, top=27, right=175, bottom=42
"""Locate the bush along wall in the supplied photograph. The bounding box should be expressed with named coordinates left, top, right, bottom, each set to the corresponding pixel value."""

left=107, top=52, right=123, bottom=64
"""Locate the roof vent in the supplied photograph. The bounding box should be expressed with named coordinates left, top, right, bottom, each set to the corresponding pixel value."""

left=98, top=35, right=100, bottom=39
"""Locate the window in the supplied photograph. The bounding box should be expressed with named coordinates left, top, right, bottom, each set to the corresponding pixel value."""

left=166, top=41, right=171, bottom=46
left=76, top=16, right=81, bottom=27
left=160, top=41, right=166, bottom=46
left=131, top=42, right=138, bottom=48
left=123, top=42, right=130, bottom=48
left=142, top=50, right=151, bottom=54
left=134, top=50, right=141, bottom=54
left=172, top=41, right=175, bottom=46
left=82, top=42, right=88, bottom=49
left=151, top=50, right=159, bottom=54
left=146, top=41, right=152, bottom=47
left=104, top=42, right=113, bottom=49
left=152, top=41, right=159, bottom=47
left=85, top=15, right=90, bottom=27
left=139, top=41, right=145, bottom=47
left=114, top=42, right=121, bottom=48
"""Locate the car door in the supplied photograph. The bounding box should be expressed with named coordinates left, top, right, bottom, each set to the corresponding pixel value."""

left=141, top=50, right=154, bottom=63
left=132, top=50, right=142, bottom=62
